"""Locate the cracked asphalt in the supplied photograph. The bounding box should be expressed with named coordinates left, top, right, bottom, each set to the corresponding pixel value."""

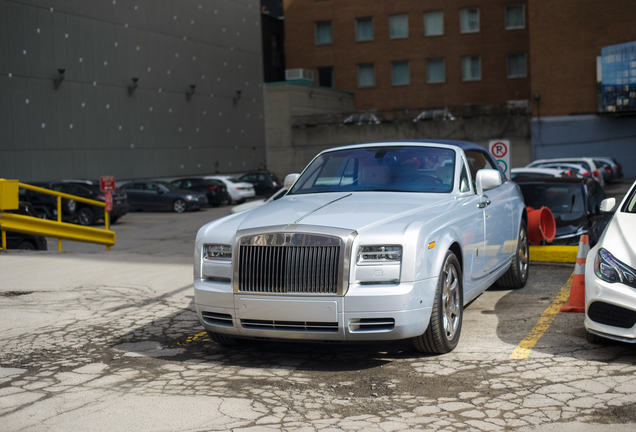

left=1, top=198, right=636, bottom=431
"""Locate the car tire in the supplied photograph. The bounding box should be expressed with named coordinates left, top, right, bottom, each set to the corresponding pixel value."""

left=110, top=216, right=119, bottom=224
left=496, top=219, right=529, bottom=289
left=206, top=331, right=243, bottom=347
left=65, top=199, right=77, bottom=214
left=236, top=198, right=246, bottom=205
left=77, top=207, right=95, bottom=226
left=413, top=251, right=463, bottom=354
left=17, top=240, right=36, bottom=250
left=173, top=199, right=187, bottom=213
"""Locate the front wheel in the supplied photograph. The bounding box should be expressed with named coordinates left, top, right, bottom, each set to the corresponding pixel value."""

left=413, top=251, right=463, bottom=354
left=173, top=199, right=187, bottom=213
left=496, top=220, right=529, bottom=289
left=77, top=207, right=95, bottom=226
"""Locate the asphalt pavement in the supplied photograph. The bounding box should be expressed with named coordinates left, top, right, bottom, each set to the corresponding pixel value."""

left=1, top=178, right=635, bottom=431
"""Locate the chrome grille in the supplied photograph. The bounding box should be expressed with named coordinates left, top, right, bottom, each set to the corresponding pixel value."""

left=238, top=245, right=340, bottom=294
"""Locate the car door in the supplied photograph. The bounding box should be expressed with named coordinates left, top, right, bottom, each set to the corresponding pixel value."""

left=455, top=157, right=485, bottom=288
left=465, top=150, right=514, bottom=274
left=144, top=182, right=167, bottom=209
left=122, top=183, right=145, bottom=208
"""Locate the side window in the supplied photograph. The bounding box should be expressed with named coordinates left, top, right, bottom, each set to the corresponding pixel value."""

left=145, top=183, right=160, bottom=191
left=587, top=182, right=604, bottom=213
left=464, top=150, right=495, bottom=183
left=459, top=160, right=471, bottom=193
left=172, top=180, right=181, bottom=188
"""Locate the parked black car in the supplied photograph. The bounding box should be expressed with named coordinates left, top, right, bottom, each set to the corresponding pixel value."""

left=3, top=202, right=48, bottom=250
left=120, top=181, right=206, bottom=212
left=20, top=180, right=129, bottom=226
left=515, top=176, right=611, bottom=246
left=59, top=180, right=129, bottom=225
left=237, top=171, right=281, bottom=197
left=170, top=178, right=230, bottom=206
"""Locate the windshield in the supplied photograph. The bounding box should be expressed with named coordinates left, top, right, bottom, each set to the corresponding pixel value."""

left=519, top=183, right=585, bottom=215
left=290, top=146, right=456, bottom=194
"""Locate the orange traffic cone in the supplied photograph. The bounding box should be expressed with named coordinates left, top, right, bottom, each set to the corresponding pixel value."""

left=560, top=234, right=590, bottom=313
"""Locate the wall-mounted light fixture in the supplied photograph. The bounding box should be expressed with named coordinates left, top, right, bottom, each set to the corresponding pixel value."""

left=128, top=77, right=139, bottom=96
left=186, top=84, right=196, bottom=101
left=54, top=68, right=65, bottom=89
left=233, top=90, right=242, bottom=105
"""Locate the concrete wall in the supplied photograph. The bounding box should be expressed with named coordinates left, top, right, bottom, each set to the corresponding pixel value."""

left=265, top=81, right=354, bottom=177
left=532, top=115, right=636, bottom=177
left=0, top=0, right=266, bottom=182
left=264, top=81, right=531, bottom=178
left=290, top=117, right=532, bottom=174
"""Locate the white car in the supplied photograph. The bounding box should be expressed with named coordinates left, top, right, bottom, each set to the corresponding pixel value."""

left=194, top=140, right=528, bottom=354
left=585, top=180, right=636, bottom=343
left=510, top=167, right=569, bottom=180
left=524, top=162, right=590, bottom=178
left=230, top=188, right=286, bottom=214
left=203, top=176, right=255, bottom=204
left=526, top=158, right=604, bottom=187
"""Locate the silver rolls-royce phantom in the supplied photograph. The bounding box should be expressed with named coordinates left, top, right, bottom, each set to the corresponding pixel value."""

left=194, top=140, right=528, bottom=354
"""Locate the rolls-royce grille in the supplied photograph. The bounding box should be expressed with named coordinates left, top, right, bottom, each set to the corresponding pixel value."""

left=238, top=245, right=340, bottom=294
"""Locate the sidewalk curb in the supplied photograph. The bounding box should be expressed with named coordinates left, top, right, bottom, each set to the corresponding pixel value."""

left=529, top=245, right=578, bottom=263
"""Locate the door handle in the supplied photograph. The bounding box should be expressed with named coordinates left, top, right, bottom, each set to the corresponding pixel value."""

left=477, top=200, right=491, bottom=208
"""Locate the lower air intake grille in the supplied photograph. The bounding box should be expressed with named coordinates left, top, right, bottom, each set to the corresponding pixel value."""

left=349, top=318, right=395, bottom=332
left=241, top=319, right=339, bottom=333
left=588, top=302, right=636, bottom=329
left=201, top=312, right=234, bottom=327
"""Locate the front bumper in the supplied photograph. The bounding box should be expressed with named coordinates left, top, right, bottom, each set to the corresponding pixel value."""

left=194, top=278, right=437, bottom=342
left=585, top=247, right=636, bottom=342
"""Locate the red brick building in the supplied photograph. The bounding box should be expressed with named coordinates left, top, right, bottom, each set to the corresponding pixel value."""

left=284, top=0, right=531, bottom=111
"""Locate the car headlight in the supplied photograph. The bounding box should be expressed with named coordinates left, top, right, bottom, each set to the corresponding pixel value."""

left=185, top=194, right=195, bottom=200
left=204, top=244, right=232, bottom=261
left=594, top=248, right=636, bottom=289
left=357, top=246, right=402, bottom=263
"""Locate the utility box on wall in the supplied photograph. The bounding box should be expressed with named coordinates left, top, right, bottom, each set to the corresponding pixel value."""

left=0, top=179, right=19, bottom=211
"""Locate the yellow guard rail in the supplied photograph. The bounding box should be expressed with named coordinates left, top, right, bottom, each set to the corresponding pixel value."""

left=0, top=179, right=115, bottom=251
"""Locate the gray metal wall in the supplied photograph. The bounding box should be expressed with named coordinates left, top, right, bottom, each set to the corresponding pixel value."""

left=531, top=115, right=636, bottom=177
left=0, top=0, right=266, bottom=182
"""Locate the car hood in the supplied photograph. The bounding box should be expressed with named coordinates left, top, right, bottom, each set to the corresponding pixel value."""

left=236, top=192, right=452, bottom=233
left=552, top=212, right=588, bottom=237
left=600, top=212, right=636, bottom=266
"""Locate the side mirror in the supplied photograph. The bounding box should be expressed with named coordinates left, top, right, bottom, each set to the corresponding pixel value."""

left=475, top=169, right=502, bottom=196
left=284, top=173, right=300, bottom=190
left=157, top=190, right=164, bottom=194
left=600, top=197, right=616, bottom=213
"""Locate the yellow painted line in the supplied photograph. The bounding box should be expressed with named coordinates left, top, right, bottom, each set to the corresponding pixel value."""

left=510, top=274, right=573, bottom=360
left=530, top=245, right=578, bottom=263
left=173, top=331, right=209, bottom=347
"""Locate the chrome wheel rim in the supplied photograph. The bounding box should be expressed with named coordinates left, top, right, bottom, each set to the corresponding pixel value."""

left=79, top=210, right=91, bottom=225
left=174, top=200, right=186, bottom=212
left=442, top=263, right=460, bottom=341
left=518, top=226, right=528, bottom=279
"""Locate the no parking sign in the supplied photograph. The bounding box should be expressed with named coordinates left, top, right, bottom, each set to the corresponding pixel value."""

left=488, top=140, right=511, bottom=180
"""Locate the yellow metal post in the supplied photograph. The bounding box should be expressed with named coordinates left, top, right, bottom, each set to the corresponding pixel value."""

left=105, top=210, right=110, bottom=251
left=57, top=196, right=62, bottom=251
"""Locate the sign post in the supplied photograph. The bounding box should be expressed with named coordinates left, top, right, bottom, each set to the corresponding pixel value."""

left=100, top=176, right=115, bottom=250
left=488, top=140, right=511, bottom=180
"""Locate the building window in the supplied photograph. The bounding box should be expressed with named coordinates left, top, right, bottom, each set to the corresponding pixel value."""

left=459, top=8, right=480, bottom=33
left=318, top=67, right=334, bottom=88
left=357, top=63, right=375, bottom=88
left=427, top=58, right=445, bottom=83
left=424, top=11, right=444, bottom=36
left=507, top=53, right=527, bottom=78
left=461, top=56, right=481, bottom=81
left=315, top=21, right=332, bottom=45
left=391, top=61, right=410, bottom=85
left=356, top=17, right=374, bottom=41
left=389, top=14, right=408, bottom=39
left=505, top=4, right=525, bottom=29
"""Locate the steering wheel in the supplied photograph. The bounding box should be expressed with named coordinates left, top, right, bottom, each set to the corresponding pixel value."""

left=413, top=175, right=445, bottom=184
